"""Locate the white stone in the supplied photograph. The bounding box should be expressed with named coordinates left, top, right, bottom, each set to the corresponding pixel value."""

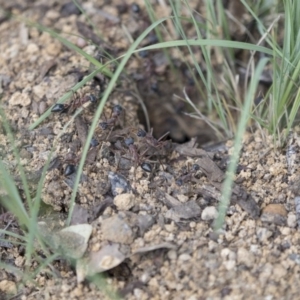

left=287, top=213, right=297, bottom=228
left=167, top=249, right=177, bottom=260
left=201, top=206, right=218, bottom=220
left=223, top=260, right=236, bottom=270
left=178, top=253, right=191, bottom=261
left=26, top=43, right=39, bottom=54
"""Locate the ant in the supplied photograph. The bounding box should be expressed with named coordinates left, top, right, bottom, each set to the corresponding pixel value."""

left=115, top=136, right=153, bottom=176
left=175, top=163, right=200, bottom=186
left=124, top=137, right=153, bottom=173
left=63, top=138, right=99, bottom=176
left=98, top=104, right=123, bottom=141
left=136, top=128, right=171, bottom=159
left=51, top=94, right=97, bottom=114
left=99, top=104, right=123, bottom=130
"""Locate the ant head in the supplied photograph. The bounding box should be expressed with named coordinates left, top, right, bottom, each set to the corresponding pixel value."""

left=141, top=162, right=152, bottom=173
left=89, top=95, right=97, bottom=103
left=192, top=164, right=200, bottom=171
left=176, top=178, right=183, bottom=186
left=113, top=104, right=123, bottom=115
left=99, top=121, right=109, bottom=130
left=65, top=164, right=76, bottom=176
left=137, top=128, right=146, bottom=137
left=51, top=103, right=68, bottom=113
left=125, top=137, right=134, bottom=146
left=90, top=138, right=99, bottom=147
left=131, top=2, right=140, bottom=13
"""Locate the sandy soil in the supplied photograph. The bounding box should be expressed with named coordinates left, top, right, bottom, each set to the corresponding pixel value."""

left=1, top=1, right=300, bottom=300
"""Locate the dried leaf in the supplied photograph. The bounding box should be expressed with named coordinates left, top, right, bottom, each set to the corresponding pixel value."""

left=86, top=147, right=98, bottom=164
left=133, top=242, right=176, bottom=254
left=76, top=243, right=128, bottom=283
left=175, top=139, right=207, bottom=157
left=37, top=59, right=57, bottom=82
left=75, top=116, right=88, bottom=147
left=76, top=21, right=108, bottom=46
left=195, top=157, right=224, bottom=182
left=163, top=193, right=181, bottom=207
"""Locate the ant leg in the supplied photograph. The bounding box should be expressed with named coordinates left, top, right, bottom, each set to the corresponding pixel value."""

left=157, top=131, right=170, bottom=142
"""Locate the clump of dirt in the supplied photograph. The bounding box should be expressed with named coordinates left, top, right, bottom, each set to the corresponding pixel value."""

left=1, top=1, right=300, bottom=300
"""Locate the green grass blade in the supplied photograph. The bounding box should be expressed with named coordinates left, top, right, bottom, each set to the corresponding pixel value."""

left=138, top=39, right=274, bottom=55
left=214, top=58, right=269, bottom=231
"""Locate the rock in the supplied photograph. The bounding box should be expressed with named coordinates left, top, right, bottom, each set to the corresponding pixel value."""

left=289, top=253, right=300, bottom=264
left=167, top=249, right=177, bottom=260
left=272, top=264, right=287, bottom=282
left=237, top=247, right=255, bottom=268
left=261, top=204, right=287, bottom=226
left=101, top=214, right=135, bottom=244
left=19, top=148, right=33, bottom=159
left=114, top=193, right=135, bottom=210
left=26, top=43, right=39, bottom=54
left=9, top=91, right=31, bottom=107
left=287, top=213, right=297, bottom=228
left=221, top=248, right=236, bottom=271
left=256, top=227, right=273, bottom=242
left=201, top=206, right=218, bottom=221
left=136, top=214, right=155, bottom=235
left=108, top=172, right=132, bottom=196
left=165, top=200, right=201, bottom=222
left=178, top=253, right=191, bottom=261
left=0, top=280, right=17, bottom=295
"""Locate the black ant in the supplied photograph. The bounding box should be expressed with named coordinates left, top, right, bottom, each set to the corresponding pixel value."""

left=175, top=163, right=200, bottom=186
left=99, top=104, right=123, bottom=129
left=124, top=137, right=153, bottom=173
left=115, top=136, right=153, bottom=176
left=136, top=128, right=171, bottom=158
left=63, top=138, right=99, bottom=176
left=51, top=94, right=97, bottom=114
left=98, top=104, right=124, bottom=142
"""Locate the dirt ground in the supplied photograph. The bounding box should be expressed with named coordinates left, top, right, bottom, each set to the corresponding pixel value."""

left=1, top=1, right=300, bottom=299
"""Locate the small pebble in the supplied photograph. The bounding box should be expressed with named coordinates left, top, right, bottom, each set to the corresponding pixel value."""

left=9, top=91, right=31, bottom=107
left=167, top=249, right=177, bottom=260
left=26, top=43, right=39, bottom=54
left=287, top=213, right=297, bottom=228
left=178, top=253, right=191, bottom=261
left=131, top=3, right=140, bottom=13
left=114, top=193, right=135, bottom=210
left=61, top=2, right=81, bottom=16
left=90, top=138, right=99, bottom=147
left=108, top=172, right=132, bottom=196
left=201, top=206, right=218, bottom=221
left=261, top=204, right=287, bottom=226
left=101, top=214, right=134, bottom=244
left=0, top=280, right=17, bottom=295
left=256, top=227, right=273, bottom=242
